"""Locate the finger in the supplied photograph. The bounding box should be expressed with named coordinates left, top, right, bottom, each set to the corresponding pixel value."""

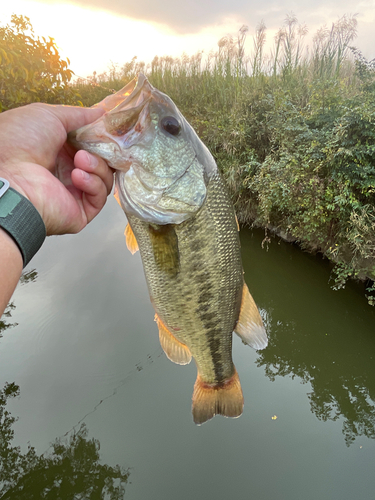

left=37, top=103, right=106, bottom=134
left=74, top=150, right=114, bottom=194
left=71, top=169, right=109, bottom=223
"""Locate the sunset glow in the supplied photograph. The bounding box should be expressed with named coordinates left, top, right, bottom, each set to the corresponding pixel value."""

left=1, top=0, right=374, bottom=78
left=1, top=0, right=243, bottom=78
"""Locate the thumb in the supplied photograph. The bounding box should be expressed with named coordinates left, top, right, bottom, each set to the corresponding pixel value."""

left=39, top=104, right=106, bottom=134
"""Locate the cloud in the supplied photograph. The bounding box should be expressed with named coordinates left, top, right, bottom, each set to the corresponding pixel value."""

left=62, top=0, right=245, bottom=33
left=61, top=0, right=364, bottom=34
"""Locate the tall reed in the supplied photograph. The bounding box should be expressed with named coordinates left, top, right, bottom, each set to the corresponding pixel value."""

left=75, top=14, right=360, bottom=118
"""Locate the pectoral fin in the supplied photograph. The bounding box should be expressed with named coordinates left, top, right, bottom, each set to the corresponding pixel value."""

left=115, top=188, right=139, bottom=254
left=125, top=224, right=139, bottom=255
left=155, top=314, right=192, bottom=365
left=149, top=224, right=179, bottom=277
left=113, top=187, right=121, bottom=206
left=192, top=369, right=244, bottom=425
left=234, top=283, right=268, bottom=350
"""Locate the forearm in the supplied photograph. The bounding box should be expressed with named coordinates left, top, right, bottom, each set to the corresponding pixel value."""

left=0, top=228, right=23, bottom=316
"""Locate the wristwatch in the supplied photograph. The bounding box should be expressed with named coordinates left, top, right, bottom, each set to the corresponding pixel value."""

left=0, top=178, right=46, bottom=268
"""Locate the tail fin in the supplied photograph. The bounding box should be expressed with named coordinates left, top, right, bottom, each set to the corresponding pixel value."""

left=192, top=369, right=244, bottom=425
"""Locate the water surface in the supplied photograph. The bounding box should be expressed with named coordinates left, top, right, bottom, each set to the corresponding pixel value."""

left=1, top=195, right=375, bottom=499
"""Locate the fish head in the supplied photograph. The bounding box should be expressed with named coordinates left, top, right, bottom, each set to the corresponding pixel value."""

left=69, top=74, right=217, bottom=224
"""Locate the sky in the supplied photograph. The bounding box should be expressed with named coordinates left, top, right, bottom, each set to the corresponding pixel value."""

left=1, top=0, right=374, bottom=78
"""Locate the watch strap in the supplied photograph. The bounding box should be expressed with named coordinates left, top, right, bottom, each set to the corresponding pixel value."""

left=0, top=178, right=46, bottom=268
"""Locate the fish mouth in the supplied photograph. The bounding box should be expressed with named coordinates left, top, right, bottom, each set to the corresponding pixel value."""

left=67, top=74, right=154, bottom=161
left=68, top=98, right=151, bottom=154
left=95, top=73, right=152, bottom=113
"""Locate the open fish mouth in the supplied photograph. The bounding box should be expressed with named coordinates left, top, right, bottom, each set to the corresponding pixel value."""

left=68, top=75, right=154, bottom=165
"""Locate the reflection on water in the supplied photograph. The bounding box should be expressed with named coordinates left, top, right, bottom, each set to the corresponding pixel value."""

left=241, top=228, right=375, bottom=447
left=0, top=270, right=38, bottom=338
left=2, top=217, right=375, bottom=500
left=60, top=347, right=163, bottom=439
left=2, top=236, right=375, bottom=453
left=0, top=303, right=17, bottom=338
left=257, top=311, right=375, bottom=446
left=1, top=267, right=131, bottom=497
left=19, top=270, right=38, bottom=285
left=0, top=382, right=129, bottom=499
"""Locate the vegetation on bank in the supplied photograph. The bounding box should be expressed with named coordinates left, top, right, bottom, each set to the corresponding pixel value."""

left=1, top=14, right=374, bottom=303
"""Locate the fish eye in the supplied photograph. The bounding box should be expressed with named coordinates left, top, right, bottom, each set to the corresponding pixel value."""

left=160, top=116, right=181, bottom=136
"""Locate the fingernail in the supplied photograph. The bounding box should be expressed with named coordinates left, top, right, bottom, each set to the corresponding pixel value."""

left=82, top=170, right=90, bottom=181
left=89, top=154, right=99, bottom=169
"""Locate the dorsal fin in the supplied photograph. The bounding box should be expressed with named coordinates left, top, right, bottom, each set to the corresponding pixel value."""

left=234, top=283, right=268, bottom=350
left=192, top=369, right=244, bottom=425
left=155, top=314, right=192, bottom=365
left=124, top=223, right=139, bottom=255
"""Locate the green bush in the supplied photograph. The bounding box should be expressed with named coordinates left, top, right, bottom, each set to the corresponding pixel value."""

left=0, top=15, right=79, bottom=111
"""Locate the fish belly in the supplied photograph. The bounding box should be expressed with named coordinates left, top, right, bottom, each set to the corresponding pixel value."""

left=126, top=171, right=243, bottom=384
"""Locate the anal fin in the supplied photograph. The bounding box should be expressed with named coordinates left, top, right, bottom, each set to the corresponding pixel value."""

left=125, top=223, right=139, bottom=255
left=192, top=369, right=244, bottom=425
left=234, top=283, right=268, bottom=350
left=155, top=314, right=192, bottom=365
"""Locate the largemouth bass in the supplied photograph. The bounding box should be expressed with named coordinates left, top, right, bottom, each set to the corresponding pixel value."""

left=69, top=74, right=267, bottom=424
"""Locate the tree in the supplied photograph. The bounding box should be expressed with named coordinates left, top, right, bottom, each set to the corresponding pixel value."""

left=0, top=15, right=80, bottom=111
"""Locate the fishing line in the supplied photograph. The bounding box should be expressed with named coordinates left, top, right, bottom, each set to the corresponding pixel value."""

left=41, top=346, right=163, bottom=456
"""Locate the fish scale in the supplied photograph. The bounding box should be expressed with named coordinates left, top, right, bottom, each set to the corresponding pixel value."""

left=126, top=171, right=243, bottom=384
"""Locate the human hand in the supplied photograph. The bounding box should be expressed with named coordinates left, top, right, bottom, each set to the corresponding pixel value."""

left=0, top=103, right=114, bottom=235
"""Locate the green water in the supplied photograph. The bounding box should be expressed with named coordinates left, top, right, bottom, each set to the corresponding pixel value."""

left=1, top=195, right=375, bottom=499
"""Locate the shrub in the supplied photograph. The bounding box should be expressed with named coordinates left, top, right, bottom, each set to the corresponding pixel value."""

left=0, top=15, right=79, bottom=111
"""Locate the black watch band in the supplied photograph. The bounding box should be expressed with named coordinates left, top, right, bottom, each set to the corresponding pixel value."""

left=0, top=178, right=46, bottom=268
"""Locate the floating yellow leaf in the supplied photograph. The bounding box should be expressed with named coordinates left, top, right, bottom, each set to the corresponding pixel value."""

left=271, top=415, right=277, bottom=420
